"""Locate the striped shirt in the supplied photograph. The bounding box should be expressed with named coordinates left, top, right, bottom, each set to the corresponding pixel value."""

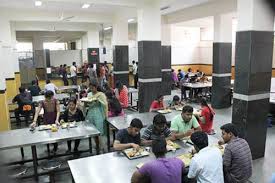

left=141, top=124, right=172, bottom=140
left=223, top=137, right=252, bottom=182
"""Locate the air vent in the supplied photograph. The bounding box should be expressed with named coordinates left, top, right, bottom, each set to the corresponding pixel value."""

left=161, top=6, right=170, bottom=11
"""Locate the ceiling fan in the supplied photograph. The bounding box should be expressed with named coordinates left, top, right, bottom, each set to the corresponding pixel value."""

left=59, top=12, right=75, bottom=21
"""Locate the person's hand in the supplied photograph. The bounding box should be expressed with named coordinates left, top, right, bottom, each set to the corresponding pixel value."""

left=170, top=133, right=177, bottom=141
left=55, top=121, right=60, bottom=126
left=30, top=122, right=36, bottom=128
left=218, top=140, right=225, bottom=146
left=185, top=129, right=194, bottom=137
left=191, top=148, right=197, bottom=155
left=131, top=143, right=140, bottom=150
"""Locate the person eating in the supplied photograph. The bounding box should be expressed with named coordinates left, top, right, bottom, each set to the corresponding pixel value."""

left=141, top=114, right=175, bottom=146
left=113, top=118, right=143, bottom=151
left=170, top=105, right=202, bottom=139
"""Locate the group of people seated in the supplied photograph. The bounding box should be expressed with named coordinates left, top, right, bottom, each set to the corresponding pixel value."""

left=171, top=68, right=210, bottom=100
left=149, top=95, right=215, bottom=135
left=113, top=106, right=252, bottom=183
left=11, top=77, right=130, bottom=154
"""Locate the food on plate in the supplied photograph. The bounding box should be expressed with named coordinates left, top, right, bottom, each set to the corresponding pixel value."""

left=157, top=109, right=172, bottom=114
left=127, top=148, right=143, bottom=157
left=177, top=153, right=193, bottom=167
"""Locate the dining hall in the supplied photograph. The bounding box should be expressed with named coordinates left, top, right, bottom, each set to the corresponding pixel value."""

left=0, top=0, right=275, bottom=182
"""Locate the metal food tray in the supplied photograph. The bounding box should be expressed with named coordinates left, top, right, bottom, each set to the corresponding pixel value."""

left=123, top=148, right=150, bottom=160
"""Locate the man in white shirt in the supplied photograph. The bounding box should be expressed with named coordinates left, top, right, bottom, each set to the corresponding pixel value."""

left=187, top=131, right=224, bottom=183
left=44, top=79, right=58, bottom=95
left=132, top=60, right=138, bottom=89
left=70, top=62, right=77, bottom=85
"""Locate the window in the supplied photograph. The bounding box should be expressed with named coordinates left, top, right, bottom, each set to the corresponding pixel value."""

left=43, top=42, right=67, bottom=50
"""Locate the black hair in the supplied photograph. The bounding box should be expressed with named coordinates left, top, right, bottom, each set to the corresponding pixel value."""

left=178, top=69, right=181, bottom=72
left=182, top=105, right=193, bottom=113
left=132, top=60, right=135, bottom=64
left=105, top=91, right=114, bottom=99
left=156, top=95, right=163, bottom=101
left=220, top=123, right=239, bottom=137
left=46, top=79, right=51, bottom=84
left=191, top=131, right=208, bottom=150
left=31, top=80, right=37, bottom=85
left=188, top=68, right=192, bottom=72
left=106, top=90, right=122, bottom=116
left=68, top=98, right=77, bottom=105
left=200, top=98, right=214, bottom=121
left=153, top=113, right=167, bottom=125
left=63, top=64, right=67, bottom=67
left=45, top=90, right=54, bottom=98
left=172, top=95, right=180, bottom=102
left=115, top=80, right=124, bottom=93
left=73, top=62, right=76, bottom=65
left=60, top=65, right=63, bottom=67
left=19, top=87, right=25, bottom=93
left=171, top=69, right=174, bottom=72
left=152, top=137, right=167, bottom=158
left=130, top=118, right=143, bottom=129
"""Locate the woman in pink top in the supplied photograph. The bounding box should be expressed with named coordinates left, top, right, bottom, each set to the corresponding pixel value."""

left=115, top=81, right=128, bottom=108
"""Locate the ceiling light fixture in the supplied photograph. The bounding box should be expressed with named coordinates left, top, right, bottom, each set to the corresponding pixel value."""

left=128, top=19, right=135, bottom=23
left=104, top=26, right=112, bottom=30
left=35, top=1, right=42, bottom=6
left=82, top=4, right=90, bottom=8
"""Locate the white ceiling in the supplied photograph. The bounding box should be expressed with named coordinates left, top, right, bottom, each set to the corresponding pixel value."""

left=0, top=0, right=212, bottom=19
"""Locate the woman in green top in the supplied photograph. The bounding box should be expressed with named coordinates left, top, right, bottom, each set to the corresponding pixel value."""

left=86, top=79, right=108, bottom=150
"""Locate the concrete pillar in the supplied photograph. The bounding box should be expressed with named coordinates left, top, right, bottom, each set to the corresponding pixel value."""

left=137, top=0, right=162, bottom=112
left=232, top=0, right=274, bottom=159
left=0, top=18, right=12, bottom=131
left=0, top=18, right=16, bottom=101
left=87, top=25, right=100, bottom=64
left=211, top=13, right=233, bottom=108
left=81, top=34, right=88, bottom=62
left=161, top=17, right=172, bottom=95
left=10, top=22, right=21, bottom=91
left=112, top=14, right=129, bottom=86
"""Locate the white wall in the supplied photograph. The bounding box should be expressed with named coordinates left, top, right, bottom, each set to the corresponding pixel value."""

left=171, top=26, right=202, bottom=65
left=50, top=50, right=82, bottom=67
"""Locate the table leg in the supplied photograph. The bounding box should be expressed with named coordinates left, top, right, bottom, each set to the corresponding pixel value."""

left=31, top=145, right=39, bottom=181
left=95, top=136, right=100, bottom=155
left=88, top=137, right=93, bottom=154
left=130, top=93, right=133, bottom=106
left=106, top=122, right=110, bottom=152
left=20, top=147, right=25, bottom=158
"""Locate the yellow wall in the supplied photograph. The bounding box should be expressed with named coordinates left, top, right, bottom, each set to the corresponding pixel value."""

left=0, top=91, right=11, bottom=131
left=15, top=72, right=21, bottom=91
left=6, top=79, right=17, bottom=101
left=38, top=78, right=83, bottom=89
left=172, top=64, right=238, bottom=79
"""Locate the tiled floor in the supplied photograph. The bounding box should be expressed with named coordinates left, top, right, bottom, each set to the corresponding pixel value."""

left=1, top=89, right=274, bottom=182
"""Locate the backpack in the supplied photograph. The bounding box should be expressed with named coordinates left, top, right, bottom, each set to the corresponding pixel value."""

left=19, top=94, right=32, bottom=111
